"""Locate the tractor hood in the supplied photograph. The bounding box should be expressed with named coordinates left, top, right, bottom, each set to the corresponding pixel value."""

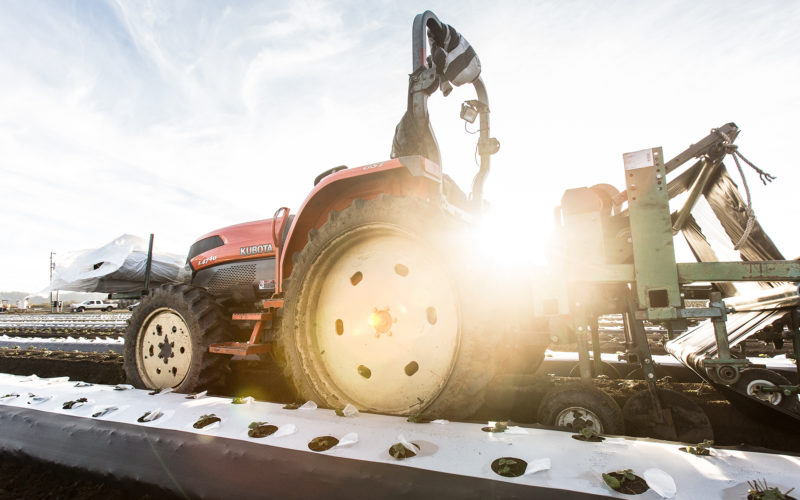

left=187, top=216, right=293, bottom=272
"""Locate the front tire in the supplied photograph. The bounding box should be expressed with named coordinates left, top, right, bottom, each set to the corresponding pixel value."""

left=124, top=284, right=231, bottom=392
left=278, top=195, right=530, bottom=418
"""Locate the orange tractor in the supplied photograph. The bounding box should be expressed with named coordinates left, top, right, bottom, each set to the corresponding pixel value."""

left=124, top=11, right=548, bottom=419
left=125, top=11, right=800, bottom=437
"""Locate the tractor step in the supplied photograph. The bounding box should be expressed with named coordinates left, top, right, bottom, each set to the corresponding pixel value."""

left=261, top=299, right=284, bottom=309
left=209, top=311, right=275, bottom=356
left=209, top=341, right=272, bottom=356
left=232, top=312, right=273, bottom=321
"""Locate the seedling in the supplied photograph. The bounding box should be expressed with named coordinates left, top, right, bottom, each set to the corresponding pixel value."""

left=283, top=402, right=301, bottom=410
left=481, top=421, right=508, bottom=433
left=602, top=469, right=649, bottom=495
left=747, top=479, right=795, bottom=500
left=680, top=439, right=714, bottom=456
left=572, top=426, right=605, bottom=442
left=231, top=396, right=254, bottom=404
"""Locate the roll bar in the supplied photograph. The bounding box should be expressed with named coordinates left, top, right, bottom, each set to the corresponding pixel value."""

left=409, top=11, right=497, bottom=211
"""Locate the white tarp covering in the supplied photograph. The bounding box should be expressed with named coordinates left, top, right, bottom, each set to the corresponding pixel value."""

left=49, top=234, right=183, bottom=293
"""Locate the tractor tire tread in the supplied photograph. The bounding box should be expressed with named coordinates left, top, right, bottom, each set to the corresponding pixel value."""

left=123, top=284, right=231, bottom=393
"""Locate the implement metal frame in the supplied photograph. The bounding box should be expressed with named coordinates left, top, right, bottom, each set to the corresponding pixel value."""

left=555, top=123, right=800, bottom=421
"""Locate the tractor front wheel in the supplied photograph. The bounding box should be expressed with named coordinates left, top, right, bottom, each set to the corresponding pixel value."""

left=124, top=284, right=230, bottom=393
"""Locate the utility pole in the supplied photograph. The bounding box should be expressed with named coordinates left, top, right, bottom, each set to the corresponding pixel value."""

left=49, top=252, right=55, bottom=313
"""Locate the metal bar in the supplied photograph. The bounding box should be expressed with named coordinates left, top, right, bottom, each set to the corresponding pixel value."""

left=671, top=157, right=716, bottom=232
left=590, top=317, right=602, bottom=377
left=792, top=309, right=800, bottom=385
left=666, top=158, right=704, bottom=199
left=625, top=295, right=665, bottom=424
left=470, top=77, right=491, bottom=210
left=272, top=207, right=290, bottom=294
left=412, top=11, right=441, bottom=71
left=144, top=233, right=154, bottom=291
left=664, top=122, right=738, bottom=175
left=677, top=261, right=800, bottom=283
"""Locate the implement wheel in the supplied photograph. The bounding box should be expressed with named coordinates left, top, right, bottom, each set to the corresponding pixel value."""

left=278, top=195, right=533, bottom=418
left=537, top=383, right=625, bottom=435
left=735, top=368, right=800, bottom=413
left=124, top=284, right=231, bottom=392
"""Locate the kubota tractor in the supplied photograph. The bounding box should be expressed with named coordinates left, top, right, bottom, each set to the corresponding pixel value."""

left=124, top=11, right=549, bottom=418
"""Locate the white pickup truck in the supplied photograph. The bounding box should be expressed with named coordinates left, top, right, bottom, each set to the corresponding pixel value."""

left=70, top=300, right=118, bottom=312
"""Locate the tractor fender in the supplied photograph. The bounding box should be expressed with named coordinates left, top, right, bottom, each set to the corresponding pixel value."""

left=280, top=155, right=442, bottom=279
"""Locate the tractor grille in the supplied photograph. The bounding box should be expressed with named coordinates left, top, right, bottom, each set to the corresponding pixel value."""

left=206, top=263, right=257, bottom=295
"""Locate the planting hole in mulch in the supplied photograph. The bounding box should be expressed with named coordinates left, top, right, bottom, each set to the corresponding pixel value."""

left=308, top=436, right=339, bottom=452
left=92, top=406, right=117, bottom=418
left=193, top=414, right=220, bottom=429
left=602, top=470, right=649, bottom=495
left=248, top=422, right=278, bottom=438
left=137, top=410, right=162, bottom=423
left=389, top=442, right=419, bottom=460
left=491, top=457, right=528, bottom=478
left=62, top=397, right=88, bottom=410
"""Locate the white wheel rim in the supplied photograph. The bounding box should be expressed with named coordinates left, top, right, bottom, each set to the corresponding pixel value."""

left=303, top=225, right=460, bottom=414
left=555, top=406, right=604, bottom=433
left=745, top=378, right=782, bottom=405
left=136, top=308, right=193, bottom=388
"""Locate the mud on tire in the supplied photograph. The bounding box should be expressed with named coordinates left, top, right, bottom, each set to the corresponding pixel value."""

left=124, top=284, right=231, bottom=393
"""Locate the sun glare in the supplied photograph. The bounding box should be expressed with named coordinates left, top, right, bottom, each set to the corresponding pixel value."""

left=473, top=205, right=552, bottom=271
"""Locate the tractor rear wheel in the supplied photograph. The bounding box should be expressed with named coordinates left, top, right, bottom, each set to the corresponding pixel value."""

left=124, top=284, right=231, bottom=393
left=277, top=195, right=534, bottom=418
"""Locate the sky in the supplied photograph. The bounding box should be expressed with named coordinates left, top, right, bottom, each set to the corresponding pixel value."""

left=1, top=0, right=799, bottom=292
